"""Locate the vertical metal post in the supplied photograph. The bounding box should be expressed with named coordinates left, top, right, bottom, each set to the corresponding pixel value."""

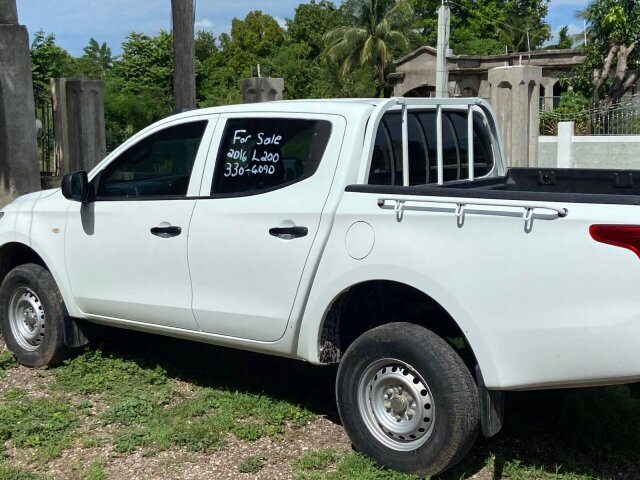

left=402, top=102, right=409, bottom=186
left=436, top=105, right=444, bottom=185
left=467, top=104, right=474, bottom=181
left=435, top=0, right=450, bottom=98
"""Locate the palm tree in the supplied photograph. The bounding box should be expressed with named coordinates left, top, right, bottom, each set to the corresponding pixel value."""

left=498, top=16, right=551, bottom=53
left=324, top=0, right=412, bottom=96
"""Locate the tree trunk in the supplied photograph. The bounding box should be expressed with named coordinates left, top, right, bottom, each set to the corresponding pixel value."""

left=376, top=61, right=386, bottom=98
left=171, top=0, right=196, bottom=113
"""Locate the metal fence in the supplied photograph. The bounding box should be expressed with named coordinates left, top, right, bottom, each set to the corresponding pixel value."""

left=33, top=84, right=58, bottom=175
left=540, top=96, right=640, bottom=136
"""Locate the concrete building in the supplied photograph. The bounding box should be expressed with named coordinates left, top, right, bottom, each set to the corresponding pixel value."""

left=390, top=47, right=588, bottom=110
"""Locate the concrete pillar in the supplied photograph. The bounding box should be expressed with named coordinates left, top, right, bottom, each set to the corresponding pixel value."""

left=488, top=66, right=542, bottom=168
left=239, top=77, right=284, bottom=103
left=0, top=0, right=18, bottom=24
left=65, top=79, right=106, bottom=173
left=50, top=78, right=69, bottom=175
left=556, top=121, right=573, bottom=168
left=0, top=0, right=41, bottom=206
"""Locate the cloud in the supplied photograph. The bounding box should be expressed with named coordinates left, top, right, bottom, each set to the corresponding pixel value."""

left=194, top=18, right=214, bottom=31
left=273, top=16, right=287, bottom=28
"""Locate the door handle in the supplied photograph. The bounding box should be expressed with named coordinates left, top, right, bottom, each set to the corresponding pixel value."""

left=269, top=226, right=308, bottom=239
left=150, top=225, right=182, bottom=238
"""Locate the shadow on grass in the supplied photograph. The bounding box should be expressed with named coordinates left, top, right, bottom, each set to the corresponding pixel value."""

left=84, top=325, right=340, bottom=420
left=83, top=326, right=640, bottom=480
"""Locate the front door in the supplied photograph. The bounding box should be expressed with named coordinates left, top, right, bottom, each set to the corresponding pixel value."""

left=65, top=118, right=215, bottom=329
left=188, top=114, right=345, bottom=341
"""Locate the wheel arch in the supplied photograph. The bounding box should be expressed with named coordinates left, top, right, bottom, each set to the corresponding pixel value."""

left=0, top=241, right=88, bottom=348
left=0, top=242, right=48, bottom=285
left=297, top=269, right=499, bottom=387
left=317, top=280, right=477, bottom=367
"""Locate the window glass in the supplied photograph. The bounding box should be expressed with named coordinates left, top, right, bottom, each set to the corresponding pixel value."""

left=97, top=121, right=207, bottom=198
left=367, top=111, right=494, bottom=186
left=211, top=118, right=332, bottom=195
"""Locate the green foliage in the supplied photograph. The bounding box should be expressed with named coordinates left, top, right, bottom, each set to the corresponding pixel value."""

left=554, top=26, right=574, bottom=49
left=410, top=0, right=550, bottom=55
left=325, top=0, right=412, bottom=95
left=555, top=91, right=590, bottom=114
left=571, top=0, right=640, bottom=103
left=0, top=459, right=48, bottom=480
left=30, top=31, right=74, bottom=95
left=52, top=349, right=313, bottom=455
left=292, top=451, right=419, bottom=479
left=0, top=390, right=77, bottom=460
left=220, top=11, right=285, bottom=78
left=293, top=449, right=338, bottom=471
left=75, top=38, right=113, bottom=78
left=0, top=350, right=17, bottom=378
left=53, top=350, right=172, bottom=400
left=489, top=459, right=595, bottom=479
left=83, top=460, right=107, bottom=480
left=540, top=91, right=590, bottom=135
left=238, top=455, right=266, bottom=474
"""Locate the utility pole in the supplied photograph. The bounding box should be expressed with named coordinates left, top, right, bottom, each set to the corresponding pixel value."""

left=435, top=0, right=450, bottom=98
left=171, top=0, right=196, bottom=113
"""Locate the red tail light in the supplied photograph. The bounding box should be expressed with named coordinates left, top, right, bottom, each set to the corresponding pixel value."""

left=590, top=225, right=640, bottom=259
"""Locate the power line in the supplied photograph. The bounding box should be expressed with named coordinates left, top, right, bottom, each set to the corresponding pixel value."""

left=446, top=0, right=550, bottom=46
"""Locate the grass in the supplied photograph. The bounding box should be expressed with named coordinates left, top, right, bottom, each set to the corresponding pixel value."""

left=238, top=454, right=266, bottom=474
left=0, top=350, right=17, bottom=378
left=2, top=330, right=640, bottom=479
left=51, top=348, right=313, bottom=454
left=293, top=450, right=419, bottom=480
left=0, top=388, right=78, bottom=461
left=0, top=459, right=49, bottom=480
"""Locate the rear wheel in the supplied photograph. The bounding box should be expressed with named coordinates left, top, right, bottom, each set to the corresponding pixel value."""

left=0, top=264, right=69, bottom=367
left=336, top=322, right=479, bottom=476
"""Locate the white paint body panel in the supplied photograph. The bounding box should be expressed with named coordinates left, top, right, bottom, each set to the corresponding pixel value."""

left=1, top=99, right=639, bottom=392
left=189, top=113, right=347, bottom=342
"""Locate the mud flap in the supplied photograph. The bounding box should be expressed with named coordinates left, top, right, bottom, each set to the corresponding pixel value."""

left=476, top=365, right=505, bottom=438
left=63, top=317, right=90, bottom=348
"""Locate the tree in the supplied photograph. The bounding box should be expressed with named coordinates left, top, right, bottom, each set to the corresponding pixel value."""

left=555, top=26, right=574, bottom=49
left=104, top=32, right=174, bottom=149
left=75, top=38, right=112, bottom=77
left=324, top=0, right=412, bottom=96
left=576, top=0, right=640, bottom=105
left=30, top=31, right=73, bottom=94
left=220, top=11, right=285, bottom=77
left=409, top=0, right=549, bottom=55
left=109, top=31, right=174, bottom=100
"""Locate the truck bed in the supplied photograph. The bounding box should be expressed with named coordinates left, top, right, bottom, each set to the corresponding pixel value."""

left=347, top=168, right=640, bottom=205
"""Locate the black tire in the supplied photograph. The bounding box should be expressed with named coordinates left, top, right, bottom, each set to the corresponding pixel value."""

left=336, top=322, right=480, bottom=476
left=0, top=263, right=69, bottom=367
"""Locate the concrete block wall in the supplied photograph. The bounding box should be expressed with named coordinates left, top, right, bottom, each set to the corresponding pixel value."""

left=539, top=133, right=640, bottom=169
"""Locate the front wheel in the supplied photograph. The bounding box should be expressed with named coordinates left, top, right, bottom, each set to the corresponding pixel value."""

left=336, top=322, right=479, bottom=476
left=0, top=264, right=69, bottom=367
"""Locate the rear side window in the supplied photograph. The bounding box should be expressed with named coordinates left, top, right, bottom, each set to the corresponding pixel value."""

left=97, top=121, right=207, bottom=198
left=211, top=118, right=332, bottom=195
left=368, top=111, right=494, bottom=186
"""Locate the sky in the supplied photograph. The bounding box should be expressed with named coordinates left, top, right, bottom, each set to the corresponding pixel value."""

left=16, top=0, right=590, bottom=57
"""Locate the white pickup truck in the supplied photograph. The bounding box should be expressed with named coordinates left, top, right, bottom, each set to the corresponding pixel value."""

left=1, top=98, right=639, bottom=476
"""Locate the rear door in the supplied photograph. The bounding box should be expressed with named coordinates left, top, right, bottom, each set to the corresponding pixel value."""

left=188, top=113, right=345, bottom=341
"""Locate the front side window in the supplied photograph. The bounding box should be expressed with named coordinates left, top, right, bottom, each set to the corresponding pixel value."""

left=97, top=121, right=207, bottom=199
left=211, top=118, right=332, bottom=195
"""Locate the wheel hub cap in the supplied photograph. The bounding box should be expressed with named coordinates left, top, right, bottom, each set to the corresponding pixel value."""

left=8, top=286, right=46, bottom=351
left=358, top=358, right=436, bottom=451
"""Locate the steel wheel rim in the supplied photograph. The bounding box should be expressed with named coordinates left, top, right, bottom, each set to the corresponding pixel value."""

left=357, top=358, right=435, bottom=451
left=8, top=286, right=45, bottom=351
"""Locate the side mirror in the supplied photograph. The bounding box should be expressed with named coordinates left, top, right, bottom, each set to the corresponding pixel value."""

left=61, top=171, right=92, bottom=203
